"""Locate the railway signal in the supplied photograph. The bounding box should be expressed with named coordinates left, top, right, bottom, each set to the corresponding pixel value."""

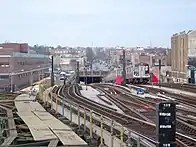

left=156, top=101, right=176, bottom=147
left=158, top=59, right=161, bottom=87
left=122, top=49, right=126, bottom=86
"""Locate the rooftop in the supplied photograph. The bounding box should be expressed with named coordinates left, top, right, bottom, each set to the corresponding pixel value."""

left=172, top=30, right=196, bottom=36
left=0, top=52, right=49, bottom=58
left=12, top=52, right=49, bottom=58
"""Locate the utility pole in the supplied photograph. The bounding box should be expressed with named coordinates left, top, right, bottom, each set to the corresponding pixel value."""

left=84, top=61, right=88, bottom=90
left=85, top=67, right=87, bottom=90
left=51, top=56, right=54, bottom=87
left=76, top=61, right=80, bottom=84
left=158, top=59, right=161, bottom=87
left=122, top=50, right=126, bottom=86
left=91, top=59, right=93, bottom=83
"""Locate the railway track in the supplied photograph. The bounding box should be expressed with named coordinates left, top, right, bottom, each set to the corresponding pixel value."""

left=95, top=84, right=196, bottom=147
left=92, top=84, right=154, bottom=123
left=157, top=83, right=196, bottom=93
left=94, top=84, right=159, bottom=122
left=64, top=85, right=157, bottom=139
left=141, top=85, right=196, bottom=117
left=49, top=85, right=156, bottom=146
left=50, top=84, right=196, bottom=147
left=53, top=85, right=156, bottom=143
left=142, top=85, right=196, bottom=107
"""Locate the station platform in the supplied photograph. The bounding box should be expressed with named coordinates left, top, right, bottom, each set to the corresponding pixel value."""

left=14, top=94, right=87, bottom=146
left=80, top=85, right=123, bottom=113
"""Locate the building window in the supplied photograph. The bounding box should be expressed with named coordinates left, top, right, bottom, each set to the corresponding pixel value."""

left=1, top=64, right=9, bottom=67
left=18, top=74, right=22, bottom=79
left=0, top=75, right=9, bottom=80
left=0, top=62, right=9, bottom=67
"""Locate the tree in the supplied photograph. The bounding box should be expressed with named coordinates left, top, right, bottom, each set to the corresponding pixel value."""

left=30, top=44, right=50, bottom=55
left=86, top=47, right=95, bottom=62
left=57, top=45, right=62, bottom=49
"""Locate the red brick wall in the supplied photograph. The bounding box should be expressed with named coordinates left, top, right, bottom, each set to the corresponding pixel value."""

left=0, top=43, right=28, bottom=53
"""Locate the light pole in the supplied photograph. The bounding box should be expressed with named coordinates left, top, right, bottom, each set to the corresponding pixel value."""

left=85, top=67, right=87, bottom=90
left=122, top=49, right=126, bottom=86
left=158, top=59, right=161, bottom=87
left=10, top=72, right=13, bottom=93
left=91, top=60, right=93, bottom=83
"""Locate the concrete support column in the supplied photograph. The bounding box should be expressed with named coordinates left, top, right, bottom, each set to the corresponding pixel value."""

left=38, top=71, right=41, bottom=81
left=30, top=72, right=33, bottom=85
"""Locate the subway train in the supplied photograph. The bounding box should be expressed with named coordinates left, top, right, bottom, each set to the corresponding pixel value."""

left=104, top=63, right=150, bottom=84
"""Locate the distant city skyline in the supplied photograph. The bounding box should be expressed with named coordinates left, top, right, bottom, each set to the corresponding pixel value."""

left=0, top=0, right=196, bottom=47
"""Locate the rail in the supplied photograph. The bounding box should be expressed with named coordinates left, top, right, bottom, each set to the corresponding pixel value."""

left=156, top=83, right=196, bottom=93
left=51, top=85, right=157, bottom=146
left=103, top=83, right=196, bottom=146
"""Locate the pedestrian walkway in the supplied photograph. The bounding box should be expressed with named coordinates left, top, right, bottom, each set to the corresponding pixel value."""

left=80, top=85, right=124, bottom=113
left=14, top=94, right=87, bottom=146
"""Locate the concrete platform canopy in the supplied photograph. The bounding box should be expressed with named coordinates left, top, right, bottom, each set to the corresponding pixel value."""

left=14, top=94, right=87, bottom=146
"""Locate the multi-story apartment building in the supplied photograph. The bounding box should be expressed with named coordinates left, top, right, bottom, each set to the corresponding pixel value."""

left=0, top=43, right=50, bottom=92
left=171, top=30, right=196, bottom=80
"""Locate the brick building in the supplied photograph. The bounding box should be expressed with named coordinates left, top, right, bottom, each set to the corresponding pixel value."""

left=0, top=43, right=50, bottom=92
left=171, top=30, right=196, bottom=81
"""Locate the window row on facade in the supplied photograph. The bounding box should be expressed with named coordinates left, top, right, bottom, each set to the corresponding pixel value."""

left=16, top=60, right=48, bottom=65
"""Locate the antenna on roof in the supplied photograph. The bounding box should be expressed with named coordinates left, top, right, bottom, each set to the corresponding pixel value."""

left=150, top=41, right=152, bottom=48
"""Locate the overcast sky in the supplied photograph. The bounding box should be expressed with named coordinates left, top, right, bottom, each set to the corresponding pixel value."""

left=0, top=0, right=196, bottom=47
